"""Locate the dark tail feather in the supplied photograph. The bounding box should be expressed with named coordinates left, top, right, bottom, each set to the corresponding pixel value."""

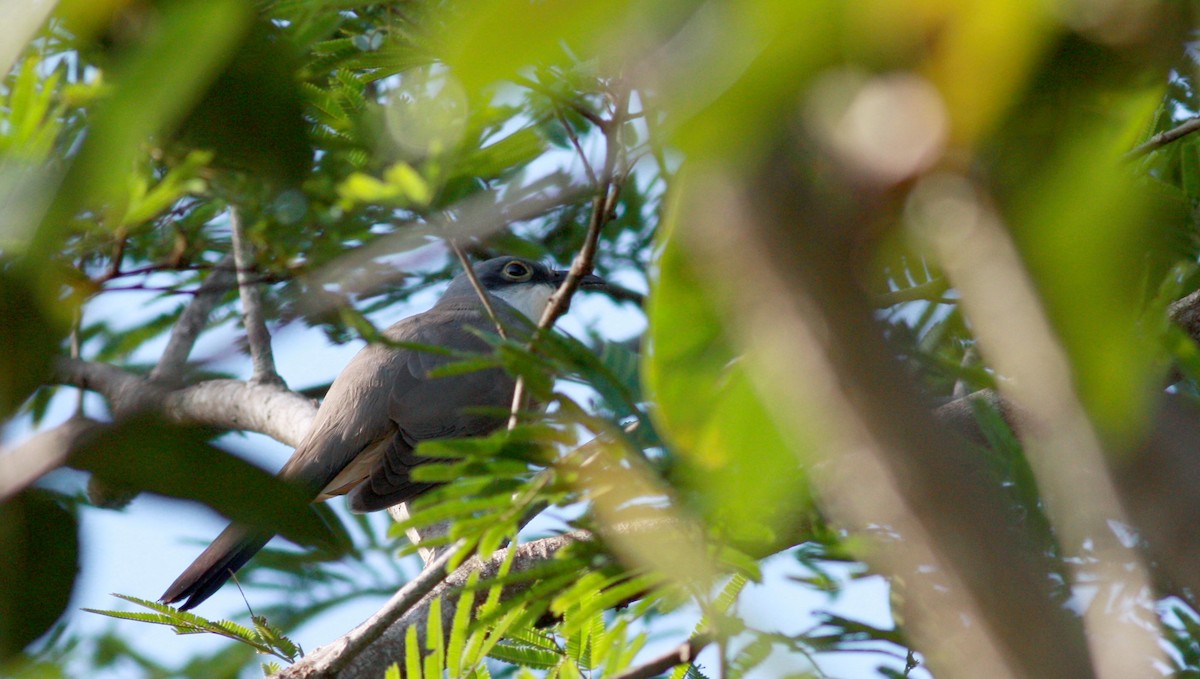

left=160, top=523, right=271, bottom=610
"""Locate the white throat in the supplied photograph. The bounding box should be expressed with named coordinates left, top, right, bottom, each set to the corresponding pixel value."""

left=492, top=283, right=555, bottom=321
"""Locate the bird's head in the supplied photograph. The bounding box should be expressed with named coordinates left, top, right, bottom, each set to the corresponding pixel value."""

left=442, top=256, right=605, bottom=321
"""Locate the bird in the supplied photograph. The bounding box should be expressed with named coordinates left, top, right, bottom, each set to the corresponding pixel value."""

left=160, top=256, right=604, bottom=610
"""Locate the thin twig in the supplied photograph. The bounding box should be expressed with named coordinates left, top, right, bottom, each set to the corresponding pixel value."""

left=612, top=635, right=712, bottom=679
left=230, top=208, right=284, bottom=386
left=556, top=108, right=598, bottom=185
left=512, top=74, right=608, bottom=131
left=600, top=282, right=645, bottom=306
left=507, top=80, right=630, bottom=429
left=1127, top=115, right=1200, bottom=158
left=102, top=230, right=127, bottom=283
left=279, top=531, right=586, bottom=678
left=149, top=253, right=237, bottom=384
left=537, top=81, right=629, bottom=331
left=449, top=240, right=507, bottom=340
left=101, top=285, right=206, bottom=295
left=871, top=277, right=950, bottom=308
left=70, top=266, right=85, bottom=416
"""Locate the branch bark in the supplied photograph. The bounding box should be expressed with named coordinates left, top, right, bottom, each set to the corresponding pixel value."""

left=53, top=357, right=316, bottom=447
left=230, top=207, right=285, bottom=386
left=0, top=418, right=101, bottom=502
left=149, top=253, right=237, bottom=385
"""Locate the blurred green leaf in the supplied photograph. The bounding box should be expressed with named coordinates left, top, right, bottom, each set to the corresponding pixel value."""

left=0, top=270, right=67, bottom=419
left=998, top=47, right=1182, bottom=445
left=338, top=162, right=431, bottom=207
left=438, top=1, right=636, bottom=94
left=174, top=18, right=312, bottom=187
left=68, top=414, right=334, bottom=548
left=121, top=150, right=211, bottom=228
left=0, top=57, right=67, bottom=161
left=644, top=202, right=814, bottom=552
left=36, top=0, right=254, bottom=256
left=0, top=490, right=79, bottom=660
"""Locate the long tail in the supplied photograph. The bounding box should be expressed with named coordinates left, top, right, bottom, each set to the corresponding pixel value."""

left=160, top=523, right=271, bottom=610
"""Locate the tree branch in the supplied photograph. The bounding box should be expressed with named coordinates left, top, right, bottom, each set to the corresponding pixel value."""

left=277, top=532, right=585, bottom=678
left=537, top=82, right=628, bottom=331
left=448, top=239, right=507, bottom=340
left=230, top=207, right=285, bottom=386
left=149, top=253, right=237, bottom=385
left=53, top=358, right=316, bottom=447
left=509, top=80, right=630, bottom=428
left=0, top=418, right=101, bottom=502
left=612, top=634, right=712, bottom=679
left=1127, top=115, right=1200, bottom=158
left=598, top=281, right=645, bottom=307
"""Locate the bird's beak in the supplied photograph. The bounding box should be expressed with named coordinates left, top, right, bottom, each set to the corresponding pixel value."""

left=551, top=269, right=606, bottom=289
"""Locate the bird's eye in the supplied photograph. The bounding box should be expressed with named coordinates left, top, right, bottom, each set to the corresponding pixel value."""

left=503, top=261, right=532, bottom=280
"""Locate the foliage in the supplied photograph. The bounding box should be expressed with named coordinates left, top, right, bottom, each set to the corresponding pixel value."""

left=84, top=595, right=302, bottom=664
left=4, top=1, right=1200, bottom=678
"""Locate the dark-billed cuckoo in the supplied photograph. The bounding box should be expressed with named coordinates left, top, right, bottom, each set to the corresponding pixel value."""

left=160, top=256, right=603, bottom=610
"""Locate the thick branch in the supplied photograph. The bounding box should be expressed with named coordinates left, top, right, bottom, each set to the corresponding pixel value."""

left=54, top=358, right=316, bottom=447
left=0, top=418, right=101, bottom=502
left=230, top=208, right=284, bottom=386
left=673, top=148, right=1095, bottom=676
left=149, top=253, right=237, bottom=384
left=2, top=360, right=315, bottom=505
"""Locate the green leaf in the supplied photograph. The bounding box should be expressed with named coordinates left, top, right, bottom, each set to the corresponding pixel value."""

left=453, top=127, right=547, bottom=180
left=486, top=638, right=563, bottom=669
left=337, top=162, right=431, bottom=207
left=438, top=1, right=635, bottom=94
left=993, top=47, right=1182, bottom=446
left=68, top=414, right=334, bottom=548
left=0, top=490, right=78, bottom=659
left=0, top=57, right=67, bottom=160
left=174, top=18, right=312, bottom=187
left=425, top=597, right=445, bottom=678
left=38, top=0, right=255, bottom=257
left=252, top=614, right=301, bottom=662
left=121, top=150, right=212, bottom=227
left=84, top=595, right=301, bottom=662
left=447, top=575, right=477, bottom=677
left=0, top=270, right=66, bottom=420
left=405, top=623, right=422, bottom=679
left=644, top=206, right=815, bottom=551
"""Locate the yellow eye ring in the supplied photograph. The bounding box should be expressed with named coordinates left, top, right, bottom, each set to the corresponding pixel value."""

left=503, top=261, right=532, bottom=280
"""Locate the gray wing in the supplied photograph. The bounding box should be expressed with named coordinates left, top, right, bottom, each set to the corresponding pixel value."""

left=282, top=301, right=518, bottom=509
left=346, top=303, right=520, bottom=511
